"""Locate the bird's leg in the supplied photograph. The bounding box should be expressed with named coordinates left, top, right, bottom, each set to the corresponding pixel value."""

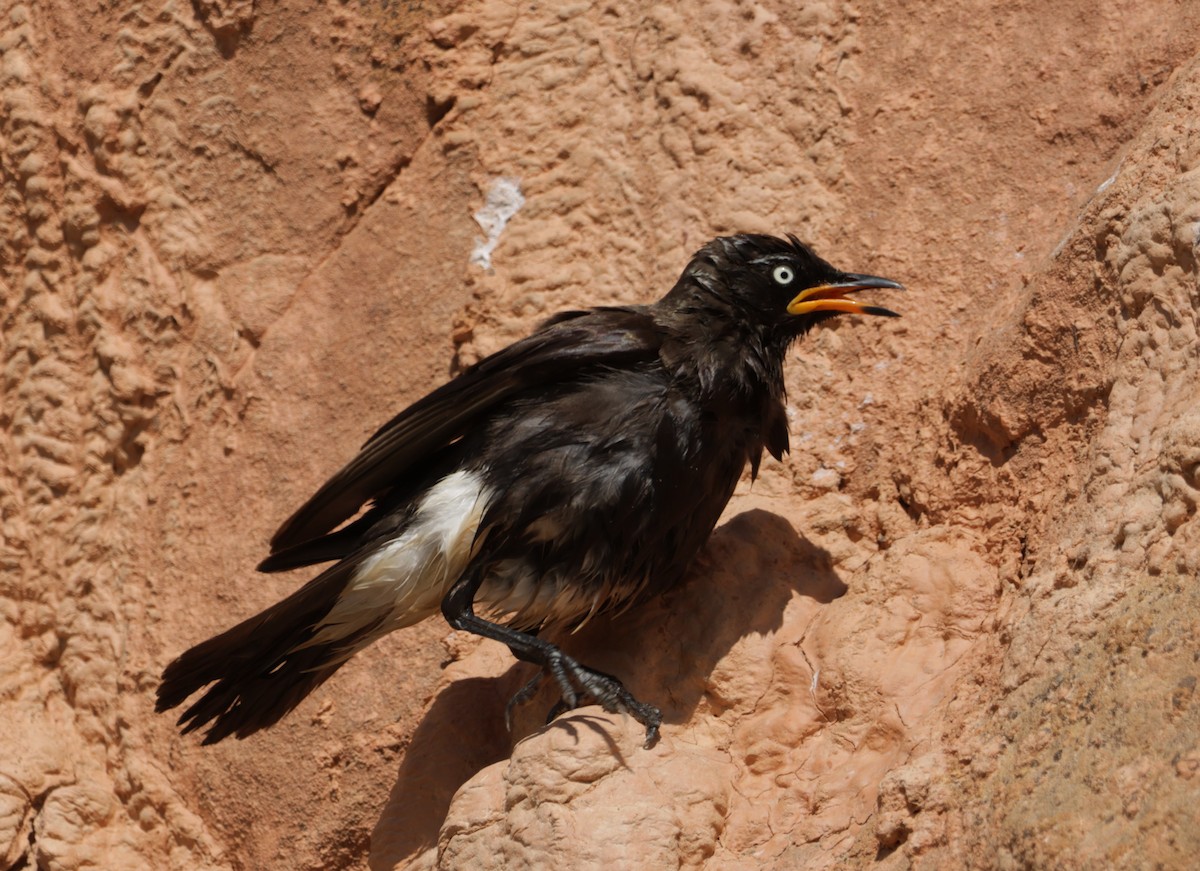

left=442, top=572, right=662, bottom=747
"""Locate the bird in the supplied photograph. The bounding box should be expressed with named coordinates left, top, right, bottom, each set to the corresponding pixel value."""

left=155, top=233, right=901, bottom=748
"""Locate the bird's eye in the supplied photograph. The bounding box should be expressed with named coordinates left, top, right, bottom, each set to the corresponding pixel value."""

left=772, top=265, right=795, bottom=285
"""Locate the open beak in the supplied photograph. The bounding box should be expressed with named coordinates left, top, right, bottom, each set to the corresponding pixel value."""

left=787, top=273, right=904, bottom=318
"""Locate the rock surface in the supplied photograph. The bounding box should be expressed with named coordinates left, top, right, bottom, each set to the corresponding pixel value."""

left=1, top=1, right=1198, bottom=869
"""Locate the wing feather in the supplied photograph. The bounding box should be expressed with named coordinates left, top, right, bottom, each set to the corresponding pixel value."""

left=266, top=308, right=663, bottom=555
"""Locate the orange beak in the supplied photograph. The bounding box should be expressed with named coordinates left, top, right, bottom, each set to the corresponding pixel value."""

left=787, top=273, right=904, bottom=318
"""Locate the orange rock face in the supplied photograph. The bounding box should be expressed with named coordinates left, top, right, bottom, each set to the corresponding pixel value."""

left=2, top=1, right=1198, bottom=869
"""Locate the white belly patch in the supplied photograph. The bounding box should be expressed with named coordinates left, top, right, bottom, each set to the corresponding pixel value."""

left=300, top=468, right=493, bottom=660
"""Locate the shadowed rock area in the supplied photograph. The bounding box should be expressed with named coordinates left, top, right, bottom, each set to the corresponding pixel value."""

left=2, top=1, right=1198, bottom=869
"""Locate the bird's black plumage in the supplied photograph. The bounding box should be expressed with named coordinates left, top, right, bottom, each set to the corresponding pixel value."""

left=156, top=233, right=901, bottom=746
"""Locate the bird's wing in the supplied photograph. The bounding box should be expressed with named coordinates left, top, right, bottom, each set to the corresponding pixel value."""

left=266, top=307, right=663, bottom=555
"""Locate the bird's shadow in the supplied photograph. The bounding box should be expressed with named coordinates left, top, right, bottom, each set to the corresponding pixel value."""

left=368, top=508, right=845, bottom=869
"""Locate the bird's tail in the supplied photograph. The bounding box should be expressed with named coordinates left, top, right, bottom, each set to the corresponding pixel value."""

left=155, top=561, right=372, bottom=744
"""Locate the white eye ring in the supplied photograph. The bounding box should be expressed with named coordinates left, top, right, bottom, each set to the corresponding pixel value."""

left=772, top=265, right=794, bottom=285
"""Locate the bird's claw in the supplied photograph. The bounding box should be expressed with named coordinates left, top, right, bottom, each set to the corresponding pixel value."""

left=505, top=671, right=545, bottom=733
left=505, top=649, right=662, bottom=749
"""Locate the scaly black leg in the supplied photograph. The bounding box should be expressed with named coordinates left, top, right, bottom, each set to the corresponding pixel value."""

left=442, top=571, right=662, bottom=748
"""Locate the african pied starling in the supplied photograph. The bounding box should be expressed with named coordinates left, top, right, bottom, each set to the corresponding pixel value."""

left=156, top=233, right=901, bottom=747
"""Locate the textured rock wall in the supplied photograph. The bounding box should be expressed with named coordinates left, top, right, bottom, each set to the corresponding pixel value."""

left=2, top=1, right=1198, bottom=869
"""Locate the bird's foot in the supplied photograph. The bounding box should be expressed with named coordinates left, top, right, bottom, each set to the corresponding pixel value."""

left=507, top=649, right=661, bottom=748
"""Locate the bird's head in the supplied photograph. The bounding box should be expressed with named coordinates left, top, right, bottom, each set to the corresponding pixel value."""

left=666, top=234, right=902, bottom=343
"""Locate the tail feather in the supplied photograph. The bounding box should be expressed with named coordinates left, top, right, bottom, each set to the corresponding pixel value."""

left=156, top=561, right=366, bottom=744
